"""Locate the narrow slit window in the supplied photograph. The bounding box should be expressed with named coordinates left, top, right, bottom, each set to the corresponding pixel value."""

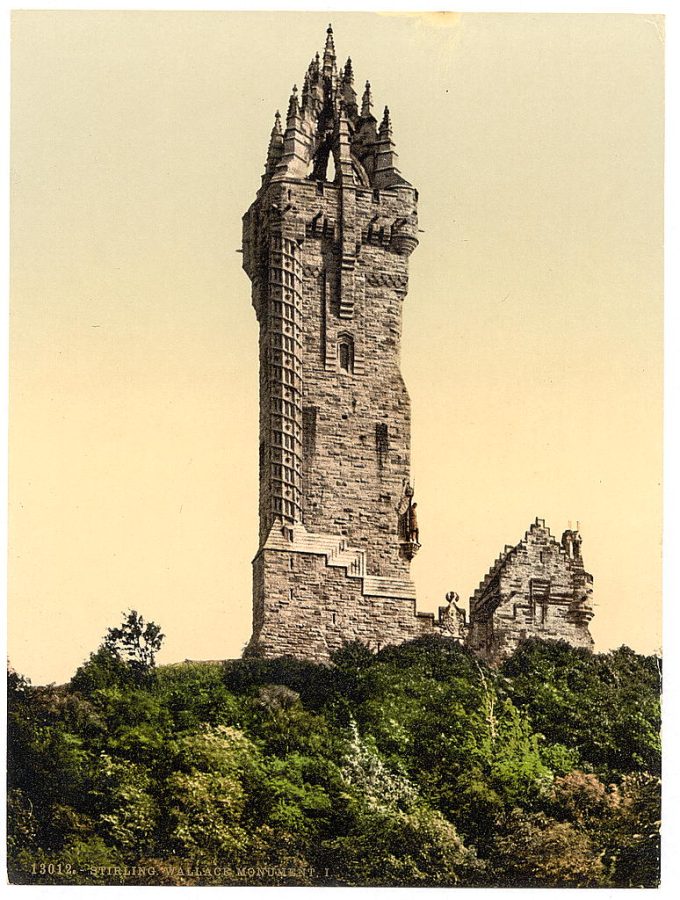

left=376, top=422, right=389, bottom=455
left=302, top=406, right=318, bottom=457
left=337, top=334, right=355, bottom=374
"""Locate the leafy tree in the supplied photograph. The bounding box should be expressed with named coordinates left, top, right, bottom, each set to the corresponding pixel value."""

left=103, top=610, right=164, bottom=677
left=489, top=808, right=606, bottom=887
left=599, top=773, right=661, bottom=887
left=70, top=646, right=134, bottom=695
left=327, top=723, right=481, bottom=885
left=88, top=754, right=159, bottom=853
left=7, top=636, right=663, bottom=888
left=163, top=726, right=257, bottom=864
left=500, top=639, right=661, bottom=777
left=155, top=662, right=241, bottom=730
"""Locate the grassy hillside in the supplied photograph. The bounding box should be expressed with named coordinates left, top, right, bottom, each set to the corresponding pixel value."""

left=7, top=636, right=660, bottom=886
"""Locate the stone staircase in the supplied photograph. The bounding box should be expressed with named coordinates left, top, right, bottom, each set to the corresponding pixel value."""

left=262, top=521, right=416, bottom=600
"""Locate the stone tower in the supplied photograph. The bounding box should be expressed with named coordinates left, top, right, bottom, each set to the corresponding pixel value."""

left=242, top=26, right=436, bottom=660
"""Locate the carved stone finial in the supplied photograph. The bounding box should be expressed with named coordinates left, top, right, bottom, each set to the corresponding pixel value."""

left=263, top=109, right=284, bottom=178
left=323, top=23, right=336, bottom=75
left=441, top=592, right=467, bottom=639
left=379, top=105, right=393, bottom=138
left=287, top=84, right=300, bottom=118
left=361, top=80, right=374, bottom=118
left=343, top=56, right=354, bottom=83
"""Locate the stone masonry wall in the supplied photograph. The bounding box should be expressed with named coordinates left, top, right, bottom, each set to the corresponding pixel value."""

left=243, top=174, right=423, bottom=659
left=295, top=181, right=416, bottom=578
left=250, top=547, right=435, bottom=661
left=240, top=31, right=595, bottom=666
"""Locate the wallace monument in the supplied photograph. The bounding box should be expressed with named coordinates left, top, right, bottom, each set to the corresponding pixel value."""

left=241, top=26, right=595, bottom=665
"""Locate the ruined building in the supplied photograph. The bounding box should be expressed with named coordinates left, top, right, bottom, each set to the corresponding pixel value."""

left=240, top=26, right=595, bottom=663
left=466, top=519, right=595, bottom=664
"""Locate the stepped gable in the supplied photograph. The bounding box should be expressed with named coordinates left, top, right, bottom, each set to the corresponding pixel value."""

left=472, top=518, right=567, bottom=600
left=466, top=517, right=595, bottom=664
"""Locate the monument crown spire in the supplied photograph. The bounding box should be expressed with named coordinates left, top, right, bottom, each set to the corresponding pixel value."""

left=322, top=23, right=336, bottom=77
left=258, top=27, right=409, bottom=189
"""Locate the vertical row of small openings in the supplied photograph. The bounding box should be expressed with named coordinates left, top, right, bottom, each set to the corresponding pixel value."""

left=376, top=422, right=389, bottom=466
left=302, top=406, right=318, bottom=457
left=259, top=440, right=265, bottom=474
left=337, top=334, right=354, bottom=374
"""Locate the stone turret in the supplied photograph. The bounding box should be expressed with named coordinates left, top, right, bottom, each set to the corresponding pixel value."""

left=254, top=26, right=410, bottom=194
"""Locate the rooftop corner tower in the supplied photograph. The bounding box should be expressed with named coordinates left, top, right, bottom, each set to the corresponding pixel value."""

left=242, top=26, right=435, bottom=660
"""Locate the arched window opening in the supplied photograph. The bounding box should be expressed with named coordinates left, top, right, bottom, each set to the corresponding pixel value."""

left=337, top=334, right=354, bottom=374
left=327, top=153, right=336, bottom=183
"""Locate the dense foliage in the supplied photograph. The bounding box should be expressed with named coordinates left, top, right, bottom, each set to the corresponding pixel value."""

left=8, top=633, right=660, bottom=886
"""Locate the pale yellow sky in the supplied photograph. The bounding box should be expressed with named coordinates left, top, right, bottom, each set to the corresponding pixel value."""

left=9, top=11, right=663, bottom=684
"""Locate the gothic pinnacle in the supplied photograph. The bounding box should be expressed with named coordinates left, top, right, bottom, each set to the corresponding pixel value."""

left=343, top=57, right=354, bottom=83
left=287, top=84, right=300, bottom=118
left=379, top=105, right=393, bottom=138
left=308, top=52, right=320, bottom=81
left=264, top=110, right=283, bottom=178
left=323, top=23, right=336, bottom=76
left=361, top=80, right=374, bottom=118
